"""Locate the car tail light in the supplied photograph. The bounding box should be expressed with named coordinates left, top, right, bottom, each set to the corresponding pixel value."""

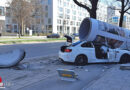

left=64, top=49, right=72, bottom=52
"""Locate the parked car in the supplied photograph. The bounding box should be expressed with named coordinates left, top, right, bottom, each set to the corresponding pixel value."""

left=72, top=33, right=79, bottom=39
left=72, top=33, right=79, bottom=37
left=47, top=34, right=60, bottom=38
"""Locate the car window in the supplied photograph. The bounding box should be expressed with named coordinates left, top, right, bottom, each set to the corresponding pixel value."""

left=81, top=42, right=93, bottom=48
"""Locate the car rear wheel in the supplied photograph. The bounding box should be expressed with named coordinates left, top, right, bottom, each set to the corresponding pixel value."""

left=75, top=55, right=88, bottom=66
left=120, top=54, right=129, bottom=64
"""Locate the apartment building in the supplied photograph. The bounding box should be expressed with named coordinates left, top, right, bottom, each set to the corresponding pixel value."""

left=41, top=0, right=89, bottom=35
left=107, top=7, right=130, bottom=29
left=2, top=0, right=129, bottom=35
left=41, top=0, right=119, bottom=35
left=0, top=0, right=7, bottom=34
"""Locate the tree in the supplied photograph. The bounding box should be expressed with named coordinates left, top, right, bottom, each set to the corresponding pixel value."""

left=30, top=0, right=44, bottom=34
left=73, top=0, right=99, bottom=19
left=118, top=0, right=130, bottom=27
left=9, top=0, right=33, bottom=38
left=109, top=0, right=130, bottom=27
left=8, top=0, right=44, bottom=37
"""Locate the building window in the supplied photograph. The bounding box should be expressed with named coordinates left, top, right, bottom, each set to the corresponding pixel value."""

left=65, top=15, right=70, bottom=19
left=48, top=25, right=52, bottom=30
left=57, top=19, right=61, bottom=24
left=112, top=17, right=118, bottom=23
left=45, top=6, right=48, bottom=11
left=6, top=7, right=10, bottom=17
left=6, top=25, right=12, bottom=32
left=72, top=10, right=76, bottom=15
left=58, top=13, right=63, bottom=18
left=0, top=7, right=4, bottom=16
left=59, top=7, right=63, bottom=12
left=48, top=0, right=51, bottom=4
left=48, top=18, right=51, bottom=24
left=45, top=12, right=48, bottom=17
left=72, top=16, right=76, bottom=20
left=67, top=27, right=70, bottom=34
left=64, top=2, right=66, bottom=7
left=14, top=25, right=18, bottom=32
left=66, top=9, right=70, bottom=14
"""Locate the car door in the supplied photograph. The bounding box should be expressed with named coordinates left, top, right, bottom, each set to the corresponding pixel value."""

left=108, top=48, right=116, bottom=62
left=80, top=42, right=95, bottom=61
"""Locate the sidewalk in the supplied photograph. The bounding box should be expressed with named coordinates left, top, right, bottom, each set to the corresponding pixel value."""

left=84, top=64, right=130, bottom=90
left=0, top=55, right=59, bottom=90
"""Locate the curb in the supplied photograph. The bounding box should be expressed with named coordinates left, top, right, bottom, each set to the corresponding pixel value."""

left=120, top=63, right=130, bottom=70
left=0, top=40, right=65, bottom=46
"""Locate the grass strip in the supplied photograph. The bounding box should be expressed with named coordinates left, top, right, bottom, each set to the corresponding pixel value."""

left=0, top=38, right=66, bottom=44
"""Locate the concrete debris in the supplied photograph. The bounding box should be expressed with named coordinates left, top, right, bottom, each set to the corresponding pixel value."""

left=103, top=66, right=109, bottom=69
left=102, top=69, right=105, bottom=72
left=76, top=66, right=83, bottom=69
left=85, top=69, right=89, bottom=72
left=120, top=63, right=130, bottom=70
left=13, top=62, right=29, bottom=70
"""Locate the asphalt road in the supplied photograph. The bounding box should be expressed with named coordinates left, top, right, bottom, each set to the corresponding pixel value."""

left=19, top=64, right=114, bottom=90
left=0, top=42, right=64, bottom=59
left=0, top=42, right=116, bottom=90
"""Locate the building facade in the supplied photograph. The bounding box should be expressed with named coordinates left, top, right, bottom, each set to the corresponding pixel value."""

left=1, top=0, right=130, bottom=35
left=41, top=0, right=89, bottom=35
left=0, top=0, right=7, bottom=34
left=41, top=0, right=122, bottom=35
left=107, top=7, right=130, bottom=29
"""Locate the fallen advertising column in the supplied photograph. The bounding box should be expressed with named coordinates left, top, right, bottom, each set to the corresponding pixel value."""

left=0, top=49, right=25, bottom=67
left=79, top=17, right=130, bottom=50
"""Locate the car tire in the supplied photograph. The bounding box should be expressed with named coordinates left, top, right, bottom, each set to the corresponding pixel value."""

left=75, top=55, right=88, bottom=66
left=119, top=54, right=129, bottom=64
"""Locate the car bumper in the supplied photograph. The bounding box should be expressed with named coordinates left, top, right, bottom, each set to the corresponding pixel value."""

left=59, top=51, right=75, bottom=63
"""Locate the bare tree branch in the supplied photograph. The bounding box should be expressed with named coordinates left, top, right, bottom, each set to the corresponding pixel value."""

left=73, top=0, right=99, bottom=19
left=124, top=6, right=130, bottom=12
left=124, top=0, right=129, bottom=7
left=126, top=11, right=130, bottom=14
left=73, top=0, right=91, bottom=13
left=108, top=7, right=121, bottom=10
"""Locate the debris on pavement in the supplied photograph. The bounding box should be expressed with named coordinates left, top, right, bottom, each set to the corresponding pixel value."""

left=57, top=69, right=79, bottom=82
left=0, top=49, right=25, bottom=68
left=120, top=63, right=130, bottom=70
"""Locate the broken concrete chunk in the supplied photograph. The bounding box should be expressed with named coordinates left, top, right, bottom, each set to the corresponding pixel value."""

left=0, top=49, right=25, bottom=68
left=120, top=63, right=130, bottom=70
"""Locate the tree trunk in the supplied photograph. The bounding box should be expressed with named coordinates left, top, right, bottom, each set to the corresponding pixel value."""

left=90, top=0, right=98, bottom=19
left=73, top=0, right=98, bottom=19
left=21, top=19, right=24, bottom=36
left=119, top=0, right=125, bottom=27
left=119, top=12, right=124, bottom=27
left=90, top=9, right=97, bottom=19
left=18, top=24, right=21, bottom=38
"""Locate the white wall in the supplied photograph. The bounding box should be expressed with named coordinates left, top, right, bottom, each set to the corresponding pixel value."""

left=52, top=0, right=58, bottom=33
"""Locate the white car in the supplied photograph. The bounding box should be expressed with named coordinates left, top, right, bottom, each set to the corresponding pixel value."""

left=59, top=36, right=130, bottom=65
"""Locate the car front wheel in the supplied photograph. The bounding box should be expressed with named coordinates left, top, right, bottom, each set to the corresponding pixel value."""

left=75, top=55, right=88, bottom=66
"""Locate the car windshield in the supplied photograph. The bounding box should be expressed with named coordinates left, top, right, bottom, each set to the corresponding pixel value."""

left=72, top=41, right=82, bottom=46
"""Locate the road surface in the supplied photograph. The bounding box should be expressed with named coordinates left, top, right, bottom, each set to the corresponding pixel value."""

left=19, top=64, right=114, bottom=90
left=0, top=42, right=64, bottom=59
left=0, top=42, right=116, bottom=90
